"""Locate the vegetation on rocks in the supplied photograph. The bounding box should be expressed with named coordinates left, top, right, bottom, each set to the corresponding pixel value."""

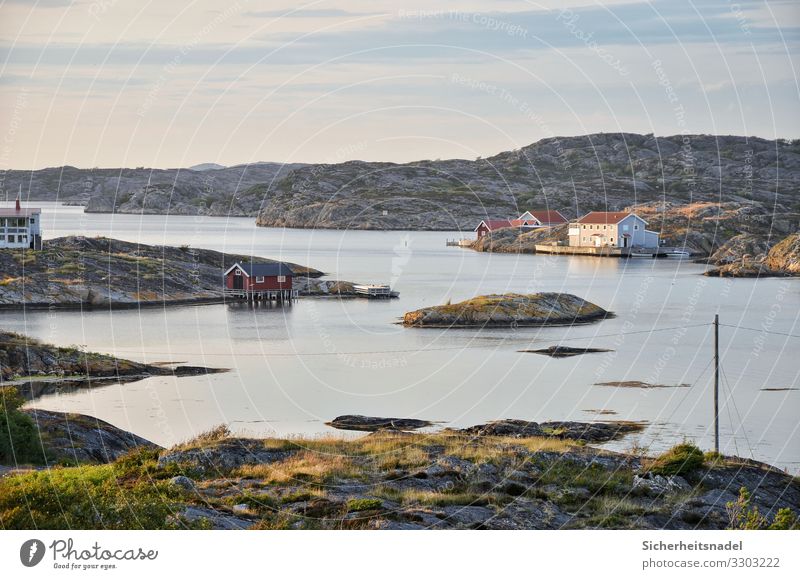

left=645, top=443, right=705, bottom=476
left=2, top=428, right=797, bottom=531
left=403, top=293, right=608, bottom=328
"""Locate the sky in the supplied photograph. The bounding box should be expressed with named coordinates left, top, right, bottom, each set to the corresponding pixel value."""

left=0, top=0, right=798, bottom=169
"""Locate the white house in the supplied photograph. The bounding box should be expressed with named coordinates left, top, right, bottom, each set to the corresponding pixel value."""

left=568, top=211, right=659, bottom=249
left=0, top=200, right=42, bottom=250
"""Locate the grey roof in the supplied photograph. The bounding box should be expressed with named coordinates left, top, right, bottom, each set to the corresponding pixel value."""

left=229, top=262, right=294, bottom=277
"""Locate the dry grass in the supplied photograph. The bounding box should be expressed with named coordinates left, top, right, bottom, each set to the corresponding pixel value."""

left=235, top=451, right=361, bottom=484
left=397, top=490, right=490, bottom=507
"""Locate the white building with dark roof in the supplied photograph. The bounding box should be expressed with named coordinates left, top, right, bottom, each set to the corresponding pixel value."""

left=0, top=200, right=42, bottom=249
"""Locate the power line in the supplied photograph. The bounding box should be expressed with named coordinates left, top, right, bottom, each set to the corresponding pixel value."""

left=718, top=324, right=800, bottom=339
left=535, top=322, right=711, bottom=344
left=0, top=322, right=714, bottom=357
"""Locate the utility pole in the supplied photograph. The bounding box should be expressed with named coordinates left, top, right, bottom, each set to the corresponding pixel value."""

left=714, top=314, right=720, bottom=454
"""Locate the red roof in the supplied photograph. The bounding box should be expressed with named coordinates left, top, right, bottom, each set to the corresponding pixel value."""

left=0, top=207, right=41, bottom=218
left=577, top=211, right=635, bottom=224
left=524, top=210, right=568, bottom=224
left=475, top=219, right=513, bottom=232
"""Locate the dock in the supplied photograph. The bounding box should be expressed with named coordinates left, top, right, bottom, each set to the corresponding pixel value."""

left=446, top=239, right=473, bottom=247
left=352, top=284, right=398, bottom=299
left=533, top=243, right=681, bottom=258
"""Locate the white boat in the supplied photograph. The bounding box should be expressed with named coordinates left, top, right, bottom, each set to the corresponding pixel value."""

left=630, top=251, right=654, bottom=258
left=665, top=250, right=690, bottom=259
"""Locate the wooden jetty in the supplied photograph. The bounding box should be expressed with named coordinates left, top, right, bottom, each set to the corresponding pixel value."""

left=223, top=288, right=298, bottom=303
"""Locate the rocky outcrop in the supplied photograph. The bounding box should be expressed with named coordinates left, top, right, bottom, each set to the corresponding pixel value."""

left=469, top=225, right=566, bottom=253
left=705, top=233, right=800, bottom=277
left=2, top=163, right=304, bottom=217
left=0, top=330, right=225, bottom=386
left=253, top=134, right=800, bottom=231
left=520, top=346, right=613, bottom=358
left=327, top=415, right=435, bottom=432
left=765, top=233, right=800, bottom=274
left=402, top=293, right=608, bottom=328
left=157, top=438, right=292, bottom=473
left=22, top=409, right=159, bottom=464
left=10, top=134, right=798, bottom=230
left=0, top=236, right=323, bottom=308
left=458, top=420, right=644, bottom=443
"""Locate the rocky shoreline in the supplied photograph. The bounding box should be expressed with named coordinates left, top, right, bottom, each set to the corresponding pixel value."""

left=704, top=233, right=800, bottom=277
left=403, top=293, right=609, bottom=328
left=468, top=203, right=800, bottom=279
left=1, top=413, right=797, bottom=530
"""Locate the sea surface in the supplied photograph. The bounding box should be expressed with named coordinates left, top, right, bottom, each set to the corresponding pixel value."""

left=2, top=203, right=798, bottom=471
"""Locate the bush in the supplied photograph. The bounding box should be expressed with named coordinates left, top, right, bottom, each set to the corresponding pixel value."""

left=0, top=451, right=188, bottom=529
left=0, top=387, right=47, bottom=465
left=726, top=487, right=799, bottom=530
left=647, top=443, right=705, bottom=476
left=346, top=498, right=382, bottom=512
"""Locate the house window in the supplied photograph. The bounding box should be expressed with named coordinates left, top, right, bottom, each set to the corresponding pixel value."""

left=611, top=238, right=614, bottom=242
left=603, top=225, right=607, bottom=229
left=623, top=224, right=629, bottom=231
left=277, top=275, right=286, bottom=283
left=634, top=225, right=639, bottom=230
left=256, top=276, right=265, bottom=283
left=234, top=269, right=242, bottom=276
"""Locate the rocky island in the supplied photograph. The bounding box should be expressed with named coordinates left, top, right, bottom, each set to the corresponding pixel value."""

left=0, top=330, right=225, bottom=396
left=402, top=293, right=609, bottom=328
left=1, top=416, right=797, bottom=530
left=0, top=236, right=390, bottom=308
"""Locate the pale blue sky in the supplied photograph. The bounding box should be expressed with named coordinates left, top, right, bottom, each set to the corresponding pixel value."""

left=1, top=0, right=798, bottom=168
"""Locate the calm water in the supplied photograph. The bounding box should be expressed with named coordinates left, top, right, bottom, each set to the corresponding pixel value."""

left=2, top=203, right=798, bottom=471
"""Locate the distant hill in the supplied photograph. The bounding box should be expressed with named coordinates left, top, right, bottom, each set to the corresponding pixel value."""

left=3, top=133, right=798, bottom=229
left=188, top=163, right=226, bottom=171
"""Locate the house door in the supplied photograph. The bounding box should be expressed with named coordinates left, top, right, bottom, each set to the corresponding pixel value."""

left=623, top=237, right=628, bottom=248
left=233, top=274, right=243, bottom=289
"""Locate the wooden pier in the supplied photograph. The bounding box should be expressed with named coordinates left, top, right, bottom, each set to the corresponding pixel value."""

left=223, top=288, right=298, bottom=303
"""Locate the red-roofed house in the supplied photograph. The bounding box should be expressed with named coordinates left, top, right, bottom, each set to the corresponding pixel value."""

left=568, top=211, right=659, bottom=249
left=474, top=219, right=513, bottom=239
left=510, top=210, right=568, bottom=228
left=1, top=199, right=42, bottom=250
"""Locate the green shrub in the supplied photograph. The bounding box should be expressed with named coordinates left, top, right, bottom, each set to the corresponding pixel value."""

left=727, top=487, right=799, bottom=530
left=0, top=387, right=47, bottom=465
left=346, top=498, right=382, bottom=512
left=647, top=443, right=705, bottom=476
left=0, top=460, right=185, bottom=529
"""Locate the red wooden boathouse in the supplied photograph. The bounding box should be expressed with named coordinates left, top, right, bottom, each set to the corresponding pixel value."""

left=223, top=261, right=298, bottom=302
